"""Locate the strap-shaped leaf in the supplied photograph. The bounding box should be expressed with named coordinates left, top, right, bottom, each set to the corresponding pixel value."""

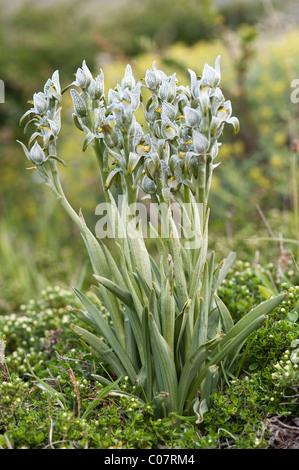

left=197, top=260, right=211, bottom=347
left=127, top=220, right=152, bottom=289
left=80, top=228, right=125, bottom=346
left=169, top=219, right=189, bottom=311
left=161, top=277, right=176, bottom=352
left=186, top=294, right=285, bottom=405
left=148, top=311, right=178, bottom=413
left=214, top=293, right=285, bottom=350
left=97, top=237, right=127, bottom=290
left=70, top=323, right=127, bottom=379
left=107, top=192, right=132, bottom=269
left=123, top=305, right=143, bottom=363
left=177, top=334, right=223, bottom=414
left=149, top=254, right=162, bottom=286
left=214, top=293, right=234, bottom=333
left=93, top=275, right=134, bottom=310
left=149, top=288, right=161, bottom=331
left=213, top=252, right=236, bottom=292
left=116, top=242, right=144, bottom=319
left=68, top=306, right=102, bottom=335
left=72, top=288, right=137, bottom=382
left=174, top=298, right=192, bottom=369
left=142, top=307, right=153, bottom=402
left=82, top=377, right=122, bottom=419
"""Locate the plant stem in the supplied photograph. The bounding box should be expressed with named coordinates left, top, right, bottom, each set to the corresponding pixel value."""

left=48, top=160, right=84, bottom=233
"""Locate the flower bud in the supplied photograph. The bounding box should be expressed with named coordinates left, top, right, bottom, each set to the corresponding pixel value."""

left=74, top=60, right=93, bottom=89
left=202, top=55, right=221, bottom=88
left=33, top=92, right=48, bottom=115
left=145, top=70, right=158, bottom=90
left=121, top=64, right=135, bottom=90
left=192, top=130, right=209, bottom=154
left=140, top=174, right=157, bottom=194
left=184, top=106, right=201, bottom=128
left=159, top=74, right=176, bottom=102
left=29, top=141, right=47, bottom=165
left=88, top=71, right=104, bottom=100
left=70, top=89, right=88, bottom=118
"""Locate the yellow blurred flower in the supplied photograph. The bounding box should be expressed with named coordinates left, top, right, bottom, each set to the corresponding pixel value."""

left=270, top=154, right=283, bottom=168
left=274, top=132, right=287, bottom=148
left=249, top=167, right=271, bottom=189
left=259, top=106, right=272, bottom=120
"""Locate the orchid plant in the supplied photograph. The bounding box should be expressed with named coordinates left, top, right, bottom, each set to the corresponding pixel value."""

left=18, top=57, right=284, bottom=422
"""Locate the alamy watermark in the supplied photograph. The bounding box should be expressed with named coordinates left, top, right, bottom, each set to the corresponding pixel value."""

left=0, top=80, right=4, bottom=104
left=291, top=79, right=299, bottom=103
left=95, top=197, right=203, bottom=249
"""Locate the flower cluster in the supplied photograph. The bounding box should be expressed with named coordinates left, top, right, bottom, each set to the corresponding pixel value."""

left=18, top=71, right=62, bottom=168
left=68, top=58, right=239, bottom=203
left=18, top=57, right=239, bottom=205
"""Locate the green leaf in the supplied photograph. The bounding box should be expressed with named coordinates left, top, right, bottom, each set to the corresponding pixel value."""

left=177, top=334, right=222, bottom=414
left=97, top=237, right=127, bottom=290
left=214, top=293, right=234, bottom=333
left=83, top=132, right=95, bottom=151
left=287, top=310, right=298, bottom=323
left=149, top=288, right=161, bottom=331
left=197, top=261, right=211, bottom=346
left=82, top=377, right=122, bottom=419
left=213, top=252, right=236, bottom=292
left=174, top=298, right=192, bottom=369
left=80, top=228, right=126, bottom=345
left=218, top=293, right=285, bottom=349
left=93, top=275, right=134, bottom=310
left=70, top=323, right=127, bottom=378
left=169, top=219, right=188, bottom=312
left=142, top=307, right=153, bottom=402
left=161, top=277, right=176, bottom=352
left=254, top=266, right=277, bottom=293
left=148, top=311, right=178, bottom=414
left=257, top=285, right=276, bottom=300
left=72, top=289, right=137, bottom=382
left=48, top=155, right=68, bottom=167
left=127, top=220, right=153, bottom=289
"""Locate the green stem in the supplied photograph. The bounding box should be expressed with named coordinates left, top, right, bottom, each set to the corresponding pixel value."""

left=48, top=160, right=84, bottom=233
left=92, top=138, right=108, bottom=197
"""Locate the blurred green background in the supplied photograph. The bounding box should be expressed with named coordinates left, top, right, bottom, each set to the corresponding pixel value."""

left=1, top=0, right=299, bottom=312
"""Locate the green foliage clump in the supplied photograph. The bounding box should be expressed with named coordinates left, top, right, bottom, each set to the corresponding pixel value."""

left=0, top=266, right=298, bottom=449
